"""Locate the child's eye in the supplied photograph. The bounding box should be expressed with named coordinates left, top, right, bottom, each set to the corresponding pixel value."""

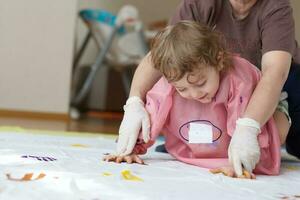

left=177, top=88, right=186, bottom=92
left=196, top=80, right=206, bottom=87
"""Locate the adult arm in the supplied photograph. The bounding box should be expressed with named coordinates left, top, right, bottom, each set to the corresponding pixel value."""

left=129, top=53, right=162, bottom=100
left=229, top=1, right=295, bottom=175
left=244, top=50, right=291, bottom=125
left=229, top=51, right=291, bottom=176
left=245, top=1, right=294, bottom=122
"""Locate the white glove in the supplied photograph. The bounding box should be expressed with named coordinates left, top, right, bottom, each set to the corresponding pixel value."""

left=116, top=96, right=150, bottom=156
left=228, top=118, right=261, bottom=176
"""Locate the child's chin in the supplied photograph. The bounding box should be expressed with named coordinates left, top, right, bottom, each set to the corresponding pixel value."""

left=197, top=97, right=212, bottom=104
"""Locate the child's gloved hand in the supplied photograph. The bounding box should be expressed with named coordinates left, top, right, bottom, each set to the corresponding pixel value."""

left=116, top=96, right=150, bottom=156
left=103, top=153, right=145, bottom=165
left=228, top=118, right=261, bottom=177
left=210, top=166, right=256, bottom=179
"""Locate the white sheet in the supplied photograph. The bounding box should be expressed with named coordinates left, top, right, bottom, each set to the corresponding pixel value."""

left=0, top=129, right=299, bottom=200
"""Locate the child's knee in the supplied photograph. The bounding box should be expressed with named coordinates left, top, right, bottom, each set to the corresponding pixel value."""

left=273, top=110, right=290, bottom=145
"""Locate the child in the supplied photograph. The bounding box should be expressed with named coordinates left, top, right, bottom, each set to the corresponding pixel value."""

left=104, top=21, right=289, bottom=179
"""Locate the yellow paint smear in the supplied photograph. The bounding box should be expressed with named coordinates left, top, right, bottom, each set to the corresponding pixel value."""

left=121, top=170, right=143, bottom=182
left=285, top=165, right=300, bottom=171
left=102, top=172, right=113, bottom=176
left=71, top=144, right=89, bottom=148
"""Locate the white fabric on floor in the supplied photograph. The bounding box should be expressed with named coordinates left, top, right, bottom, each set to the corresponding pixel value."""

left=0, top=128, right=299, bottom=200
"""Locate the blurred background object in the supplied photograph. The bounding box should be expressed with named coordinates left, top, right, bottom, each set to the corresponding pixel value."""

left=71, top=0, right=180, bottom=119
left=70, top=5, right=149, bottom=119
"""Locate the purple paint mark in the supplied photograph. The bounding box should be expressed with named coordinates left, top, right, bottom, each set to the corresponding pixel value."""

left=42, top=157, right=56, bottom=161
left=240, top=96, right=243, bottom=104
left=157, top=100, right=161, bottom=110
left=21, top=155, right=57, bottom=162
left=30, top=156, right=42, bottom=161
left=211, top=141, right=219, bottom=148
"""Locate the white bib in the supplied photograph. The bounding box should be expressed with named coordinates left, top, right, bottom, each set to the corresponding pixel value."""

left=188, top=123, right=213, bottom=144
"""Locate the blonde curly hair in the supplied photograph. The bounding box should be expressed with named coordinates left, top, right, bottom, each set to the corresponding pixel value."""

left=151, top=20, right=232, bottom=82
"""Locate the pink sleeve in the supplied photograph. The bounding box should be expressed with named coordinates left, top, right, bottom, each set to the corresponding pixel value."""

left=226, top=79, right=256, bottom=136
left=226, top=57, right=269, bottom=148
left=133, top=78, right=174, bottom=155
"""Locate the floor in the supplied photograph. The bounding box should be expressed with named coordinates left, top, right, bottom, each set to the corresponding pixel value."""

left=0, top=111, right=122, bottom=134
left=1, top=130, right=300, bottom=200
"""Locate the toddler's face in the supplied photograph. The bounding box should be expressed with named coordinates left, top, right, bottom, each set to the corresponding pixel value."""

left=171, top=67, right=220, bottom=103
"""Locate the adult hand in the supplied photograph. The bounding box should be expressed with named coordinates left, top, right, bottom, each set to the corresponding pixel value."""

left=228, top=118, right=261, bottom=176
left=116, top=96, right=150, bottom=156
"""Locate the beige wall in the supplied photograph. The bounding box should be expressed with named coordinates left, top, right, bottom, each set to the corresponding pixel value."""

left=0, top=0, right=77, bottom=114
left=79, top=0, right=181, bottom=24
left=291, top=0, right=300, bottom=42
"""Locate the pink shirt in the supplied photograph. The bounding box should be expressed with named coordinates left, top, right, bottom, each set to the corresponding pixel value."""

left=134, top=56, right=281, bottom=175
